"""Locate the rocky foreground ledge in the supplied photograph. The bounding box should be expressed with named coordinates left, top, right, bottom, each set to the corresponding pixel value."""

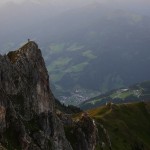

left=0, top=41, right=73, bottom=150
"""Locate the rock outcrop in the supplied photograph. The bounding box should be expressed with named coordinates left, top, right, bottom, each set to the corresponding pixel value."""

left=64, top=113, right=98, bottom=150
left=74, top=114, right=98, bottom=150
left=0, top=41, right=72, bottom=150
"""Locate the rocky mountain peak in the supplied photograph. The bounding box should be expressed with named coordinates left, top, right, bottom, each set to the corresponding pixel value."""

left=0, top=41, right=54, bottom=119
left=0, top=41, right=74, bottom=150
left=7, top=41, right=38, bottom=64
left=0, top=41, right=99, bottom=150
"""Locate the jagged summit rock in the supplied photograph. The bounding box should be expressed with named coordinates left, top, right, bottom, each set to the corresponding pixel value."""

left=0, top=41, right=98, bottom=150
left=7, top=41, right=39, bottom=64
left=0, top=42, right=72, bottom=150
left=1, top=41, right=54, bottom=119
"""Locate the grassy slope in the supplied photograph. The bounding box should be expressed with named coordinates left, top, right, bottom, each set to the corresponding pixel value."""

left=87, top=102, right=150, bottom=150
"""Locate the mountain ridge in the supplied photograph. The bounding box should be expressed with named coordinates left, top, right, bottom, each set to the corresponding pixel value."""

left=79, top=81, right=150, bottom=110
left=0, top=41, right=73, bottom=150
left=88, top=102, right=150, bottom=150
left=70, top=101, right=150, bottom=150
left=0, top=41, right=99, bottom=150
left=0, top=41, right=150, bottom=150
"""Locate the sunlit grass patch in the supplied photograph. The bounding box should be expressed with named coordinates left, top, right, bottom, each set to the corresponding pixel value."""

left=82, top=50, right=97, bottom=60
left=65, top=62, right=88, bottom=73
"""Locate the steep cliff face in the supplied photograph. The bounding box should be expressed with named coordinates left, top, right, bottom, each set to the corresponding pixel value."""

left=5, top=41, right=54, bottom=118
left=64, top=113, right=98, bottom=150
left=0, top=41, right=72, bottom=150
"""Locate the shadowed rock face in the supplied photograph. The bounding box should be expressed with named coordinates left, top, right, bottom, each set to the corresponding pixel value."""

left=74, top=115, right=98, bottom=150
left=4, top=41, right=54, bottom=119
left=0, top=42, right=72, bottom=150
left=64, top=113, right=98, bottom=150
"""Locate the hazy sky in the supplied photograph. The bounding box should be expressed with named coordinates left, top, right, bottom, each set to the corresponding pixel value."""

left=1, top=0, right=150, bottom=9
left=0, top=0, right=150, bottom=4
left=0, top=0, right=92, bottom=5
left=0, top=0, right=150, bottom=12
left=0, top=0, right=44, bottom=4
left=0, top=0, right=150, bottom=53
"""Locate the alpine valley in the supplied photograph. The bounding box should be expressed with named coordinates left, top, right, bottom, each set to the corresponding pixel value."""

left=0, top=1, right=150, bottom=150
left=1, top=1, right=150, bottom=105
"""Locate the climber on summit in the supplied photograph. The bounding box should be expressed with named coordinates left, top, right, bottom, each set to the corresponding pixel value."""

left=28, top=39, right=30, bottom=42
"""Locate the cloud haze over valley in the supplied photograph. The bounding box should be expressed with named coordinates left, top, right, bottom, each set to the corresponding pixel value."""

left=0, top=0, right=150, bottom=52
left=0, top=0, right=150, bottom=105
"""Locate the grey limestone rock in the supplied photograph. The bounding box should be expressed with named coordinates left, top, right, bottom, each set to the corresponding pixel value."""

left=0, top=41, right=72, bottom=150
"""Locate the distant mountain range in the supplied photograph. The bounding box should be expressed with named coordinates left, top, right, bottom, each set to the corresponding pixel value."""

left=79, top=81, right=150, bottom=110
